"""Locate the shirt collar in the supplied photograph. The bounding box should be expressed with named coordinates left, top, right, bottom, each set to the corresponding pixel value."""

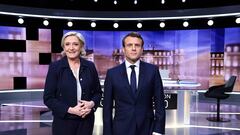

left=125, top=59, right=140, bottom=69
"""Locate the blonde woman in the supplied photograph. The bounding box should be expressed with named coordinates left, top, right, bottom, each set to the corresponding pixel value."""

left=44, top=31, right=102, bottom=135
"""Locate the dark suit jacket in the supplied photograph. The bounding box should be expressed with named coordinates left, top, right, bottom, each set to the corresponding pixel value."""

left=103, top=61, right=165, bottom=135
left=43, top=56, right=102, bottom=119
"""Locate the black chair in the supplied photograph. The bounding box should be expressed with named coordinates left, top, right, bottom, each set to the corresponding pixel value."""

left=204, top=76, right=237, bottom=122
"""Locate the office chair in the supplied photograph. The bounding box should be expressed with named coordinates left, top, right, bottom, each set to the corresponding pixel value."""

left=204, top=76, right=237, bottom=122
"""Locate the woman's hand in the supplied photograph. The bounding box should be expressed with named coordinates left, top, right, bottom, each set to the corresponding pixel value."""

left=67, top=102, right=84, bottom=116
left=79, top=100, right=95, bottom=118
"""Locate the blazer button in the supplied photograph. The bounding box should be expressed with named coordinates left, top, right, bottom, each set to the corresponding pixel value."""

left=80, top=78, right=83, bottom=81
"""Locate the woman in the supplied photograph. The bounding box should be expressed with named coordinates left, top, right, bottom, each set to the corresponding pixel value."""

left=44, top=31, right=102, bottom=135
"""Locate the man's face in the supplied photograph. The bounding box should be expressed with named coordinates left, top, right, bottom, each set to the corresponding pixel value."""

left=123, top=36, right=143, bottom=64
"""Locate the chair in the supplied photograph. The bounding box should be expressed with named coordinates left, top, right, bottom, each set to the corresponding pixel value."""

left=204, top=76, right=237, bottom=122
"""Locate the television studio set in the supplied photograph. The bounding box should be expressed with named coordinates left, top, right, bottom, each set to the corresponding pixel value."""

left=0, top=0, right=239, bottom=135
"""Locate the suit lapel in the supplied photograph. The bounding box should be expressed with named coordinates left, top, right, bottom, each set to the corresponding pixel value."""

left=119, top=62, right=136, bottom=99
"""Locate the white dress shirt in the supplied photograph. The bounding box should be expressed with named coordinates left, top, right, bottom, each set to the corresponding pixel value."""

left=125, top=60, right=140, bottom=88
left=71, top=66, right=82, bottom=102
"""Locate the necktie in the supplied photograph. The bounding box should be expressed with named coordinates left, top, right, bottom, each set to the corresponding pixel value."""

left=130, top=65, right=137, bottom=94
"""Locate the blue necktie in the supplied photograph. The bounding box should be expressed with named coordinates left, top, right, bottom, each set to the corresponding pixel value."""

left=130, top=65, right=137, bottom=94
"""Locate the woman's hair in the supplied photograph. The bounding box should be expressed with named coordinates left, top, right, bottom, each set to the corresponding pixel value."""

left=61, top=31, right=86, bottom=56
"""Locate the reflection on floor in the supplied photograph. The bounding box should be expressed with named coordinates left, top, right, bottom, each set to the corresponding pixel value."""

left=0, top=92, right=240, bottom=135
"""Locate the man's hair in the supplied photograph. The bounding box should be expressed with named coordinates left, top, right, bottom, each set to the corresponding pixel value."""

left=122, top=32, right=144, bottom=47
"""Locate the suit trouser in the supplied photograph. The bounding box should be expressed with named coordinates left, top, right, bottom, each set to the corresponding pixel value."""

left=52, top=114, right=94, bottom=135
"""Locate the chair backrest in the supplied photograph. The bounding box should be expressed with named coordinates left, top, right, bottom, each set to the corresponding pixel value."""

left=224, top=76, right=237, bottom=92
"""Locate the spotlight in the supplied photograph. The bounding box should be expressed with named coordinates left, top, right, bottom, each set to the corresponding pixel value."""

left=91, top=22, right=96, bottom=28
left=134, top=0, right=137, bottom=4
left=207, top=20, right=214, bottom=26
left=114, top=0, right=117, bottom=5
left=183, top=21, right=189, bottom=27
left=159, top=22, right=165, bottom=28
left=113, top=23, right=119, bottom=28
left=18, top=18, right=24, bottom=24
left=137, top=22, right=142, bottom=28
left=235, top=18, right=240, bottom=24
left=43, top=20, right=49, bottom=26
left=94, top=0, right=98, bottom=2
left=67, top=21, right=73, bottom=27
left=182, top=0, right=186, bottom=3
left=161, top=0, right=165, bottom=4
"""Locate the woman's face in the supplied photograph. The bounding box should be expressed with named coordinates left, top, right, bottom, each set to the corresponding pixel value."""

left=63, top=35, right=83, bottom=60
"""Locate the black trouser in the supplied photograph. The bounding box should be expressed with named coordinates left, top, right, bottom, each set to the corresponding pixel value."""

left=52, top=114, right=94, bottom=135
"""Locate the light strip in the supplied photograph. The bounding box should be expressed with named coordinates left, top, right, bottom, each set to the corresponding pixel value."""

left=186, top=125, right=240, bottom=131
left=1, top=103, right=47, bottom=108
left=0, top=120, right=52, bottom=123
left=190, top=111, right=240, bottom=115
left=197, top=91, right=240, bottom=94
left=166, top=124, right=240, bottom=131
left=0, top=89, right=43, bottom=93
left=0, top=11, right=240, bottom=20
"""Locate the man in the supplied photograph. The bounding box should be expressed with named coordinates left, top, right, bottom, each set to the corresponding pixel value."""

left=103, top=32, right=165, bottom=135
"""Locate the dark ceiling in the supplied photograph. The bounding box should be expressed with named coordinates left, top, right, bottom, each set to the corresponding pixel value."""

left=0, top=0, right=239, bottom=11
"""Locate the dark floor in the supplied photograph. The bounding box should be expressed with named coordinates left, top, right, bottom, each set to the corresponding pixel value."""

left=0, top=91, right=240, bottom=135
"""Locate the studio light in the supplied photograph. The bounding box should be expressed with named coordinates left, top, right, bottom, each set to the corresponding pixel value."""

left=159, top=22, right=165, bottom=28
left=207, top=20, right=214, bottom=26
left=137, top=22, right=142, bottom=28
left=183, top=21, right=189, bottom=27
left=114, top=0, right=117, bottom=5
left=134, top=0, right=138, bottom=5
left=161, top=0, right=165, bottom=4
left=113, top=23, right=119, bottom=28
left=91, top=22, right=96, bottom=28
left=182, top=0, right=186, bottom=3
left=18, top=18, right=24, bottom=24
left=43, top=20, right=49, bottom=26
left=235, top=18, right=240, bottom=24
left=67, top=21, right=73, bottom=27
left=94, top=0, right=98, bottom=2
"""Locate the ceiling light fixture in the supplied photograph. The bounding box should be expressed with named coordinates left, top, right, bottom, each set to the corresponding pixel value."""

left=134, top=0, right=137, bottom=5
left=137, top=22, right=142, bottom=28
left=94, top=0, right=98, bottom=2
left=67, top=21, right=73, bottom=27
left=182, top=0, right=186, bottom=3
left=207, top=20, right=214, bottom=26
left=114, top=0, right=117, bottom=5
left=113, top=23, right=119, bottom=28
left=161, top=0, right=165, bottom=4
left=183, top=21, right=189, bottom=27
left=18, top=18, right=24, bottom=24
left=43, top=20, right=49, bottom=26
left=235, top=18, right=240, bottom=24
left=1, top=11, right=240, bottom=21
left=159, top=22, right=165, bottom=28
left=91, top=22, right=96, bottom=28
